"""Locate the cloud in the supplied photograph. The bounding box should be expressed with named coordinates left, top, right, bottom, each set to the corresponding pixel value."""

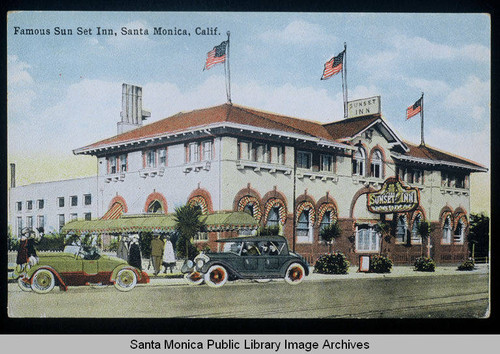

left=443, top=76, right=490, bottom=121
left=259, top=20, right=337, bottom=45
left=8, top=55, right=34, bottom=86
left=7, top=55, right=37, bottom=115
left=403, top=77, right=451, bottom=98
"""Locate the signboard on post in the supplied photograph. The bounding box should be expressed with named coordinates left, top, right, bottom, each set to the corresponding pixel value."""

left=347, top=96, right=381, bottom=118
left=367, top=177, right=420, bottom=214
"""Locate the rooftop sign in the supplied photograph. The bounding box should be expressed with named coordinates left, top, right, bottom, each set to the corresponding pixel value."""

left=367, top=177, right=419, bottom=214
left=347, top=96, right=381, bottom=119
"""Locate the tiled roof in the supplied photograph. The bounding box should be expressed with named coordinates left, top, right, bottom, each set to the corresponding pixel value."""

left=323, top=114, right=380, bottom=140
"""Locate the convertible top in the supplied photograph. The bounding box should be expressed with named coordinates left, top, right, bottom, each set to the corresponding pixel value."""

left=216, top=235, right=287, bottom=243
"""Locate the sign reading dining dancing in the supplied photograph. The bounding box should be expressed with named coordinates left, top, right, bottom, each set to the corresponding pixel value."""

left=367, top=177, right=419, bottom=214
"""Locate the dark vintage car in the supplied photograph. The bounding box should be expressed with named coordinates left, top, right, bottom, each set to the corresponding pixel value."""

left=17, top=245, right=149, bottom=294
left=181, top=235, right=309, bottom=288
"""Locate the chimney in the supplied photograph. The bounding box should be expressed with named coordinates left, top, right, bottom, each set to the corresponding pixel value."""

left=10, top=163, right=15, bottom=188
left=117, top=83, right=151, bottom=134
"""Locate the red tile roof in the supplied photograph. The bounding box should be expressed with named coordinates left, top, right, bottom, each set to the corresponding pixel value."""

left=323, top=114, right=380, bottom=140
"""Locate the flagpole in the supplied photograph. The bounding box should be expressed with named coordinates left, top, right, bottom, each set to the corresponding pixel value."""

left=226, top=31, right=232, bottom=104
left=343, top=42, right=348, bottom=118
left=420, top=92, right=424, bottom=146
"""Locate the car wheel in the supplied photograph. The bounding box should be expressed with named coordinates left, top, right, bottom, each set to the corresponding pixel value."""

left=31, top=269, right=55, bottom=294
left=284, top=263, right=305, bottom=285
left=184, top=272, right=204, bottom=285
left=204, top=265, right=228, bottom=288
left=114, top=268, right=138, bottom=292
left=17, top=276, right=32, bottom=292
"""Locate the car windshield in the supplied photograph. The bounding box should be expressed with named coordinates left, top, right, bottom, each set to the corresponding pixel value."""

left=222, top=242, right=243, bottom=255
left=63, top=245, right=101, bottom=260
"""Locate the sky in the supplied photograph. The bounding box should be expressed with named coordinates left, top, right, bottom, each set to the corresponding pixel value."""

left=7, top=12, right=491, bottom=213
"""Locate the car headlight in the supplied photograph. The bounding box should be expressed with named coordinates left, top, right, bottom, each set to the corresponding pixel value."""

left=196, top=258, right=205, bottom=269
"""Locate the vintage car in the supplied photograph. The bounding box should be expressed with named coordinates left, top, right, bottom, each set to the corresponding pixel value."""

left=181, top=235, right=309, bottom=288
left=17, top=245, right=149, bottom=294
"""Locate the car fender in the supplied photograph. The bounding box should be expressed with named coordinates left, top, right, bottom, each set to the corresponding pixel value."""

left=201, top=260, right=242, bottom=279
left=281, top=259, right=310, bottom=276
left=110, top=264, right=146, bottom=283
left=28, top=265, right=68, bottom=290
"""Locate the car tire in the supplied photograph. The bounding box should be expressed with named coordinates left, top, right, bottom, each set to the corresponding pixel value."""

left=31, top=269, right=56, bottom=294
left=284, top=263, right=305, bottom=285
left=184, top=272, right=204, bottom=285
left=17, top=277, right=32, bottom=292
left=114, top=268, right=138, bottom=292
left=204, top=265, right=228, bottom=288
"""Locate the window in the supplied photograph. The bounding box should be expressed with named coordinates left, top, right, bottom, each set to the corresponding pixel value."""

left=58, top=197, right=65, bottom=208
left=188, top=143, right=199, bottom=163
left=202, top=141, right=212, bottom=161
left=319, top=211, right=332, bottom=238
left=243, top=204, right=254, bottom=217
left=147, top=200, right=163, bottom=214
left=320, top=154, right=334, bottom=173
left=411, top=215, right=422, bottom=244
left=442, top=216, right=452, bottom=244
left=109, top=156, right=117, bottom=174
left=27, top=200, right=33, bottom=210
left=58, top=214, right=65, bottom=231
left=352, top=147, right=366, bottom=176
left=120, top=154, right=128, bottom=172
left=37, top=215, right=45, bottom=229
left=238, top=141, right=251, bottom=160
left=266, top=207, right=280, bottom=227
left=146, top=150, right=157, bottom=167
left=397, top=166, right=423, bottom=184
left=396, top=216, right=407, bottom=243
left=26, top=216, right=33, bottom=229
left=70, top=213, right=78, bottom=221
left=454, top=220, right=465, bottom=244
left=356, top=226, right=380, bottom=252
left=297, top=210, right=312, bottom=243
left=17, top=217, right=23, bottom=236
left=254, top=143, right=267, bottom=163
left=270, top=145, right=285, bottom=164
left=37, top=199, right=44, bottom=209
left=71, top=195, right=78, bottom=207
left=84, top=212, right=92, bottom=221
left=370, top=150, right=383, bottom=178
left=413, top=169, right=423, bottom=184
left=194, top=232, right=209, bottom=241
left=16, top=202, right=22, bottom=212
left=84, top=194, right=92, bottom=205
left=158, top=148, right=167, bottom=166
left=297, top=151, right=312, bottom=169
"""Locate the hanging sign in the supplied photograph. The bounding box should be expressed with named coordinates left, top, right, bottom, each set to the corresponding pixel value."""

left=347, top=96, right=381, bottom=118
left=367, top=177, right=419, bottom=214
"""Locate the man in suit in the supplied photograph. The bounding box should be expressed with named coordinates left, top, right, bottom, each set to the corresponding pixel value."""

left=150, top=233, right=164, bottom=276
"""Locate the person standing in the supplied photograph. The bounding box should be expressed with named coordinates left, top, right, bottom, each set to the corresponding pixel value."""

left=16, top=231, right=29, bottom=268
left=150, top=233, right=164, bottom=276
left=162, top=236, right=177, bottom=273
left=128, top=235, right=142, bottom=270
left=117, top=234, right=130, bottom=261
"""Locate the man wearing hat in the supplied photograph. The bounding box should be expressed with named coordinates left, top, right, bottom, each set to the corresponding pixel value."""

left=150, top=233, right=164, bottom=276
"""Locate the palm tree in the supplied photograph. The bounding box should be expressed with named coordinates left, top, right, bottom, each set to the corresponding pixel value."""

left=375, top=221, right=391, bottom=256
left=319, top=221, right=342, bottom=253
left=173, top=204, right=204, bottom=259
left=417, top=221, right=431, bottom=258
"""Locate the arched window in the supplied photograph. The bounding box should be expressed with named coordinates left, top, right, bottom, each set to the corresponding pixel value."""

left=266, top=206, right=280, bottom=227
left=411, top=214, right=422, bottom=244
left=396, top=216, right=407, bottom=243
left=296, top=210, right=311, bottom=242
left=442, top=216, right=452, bottom=244
left=454, top=220, right=464, bottom=244
left=352, top=147, right=366, bottom=176
left=319, top=210, right=331, bottom=231
left=243, top=204, right=254, bottom=217
left=147, top=200, right=163, bottom=214
left=370, top=150, right=383, bottom=178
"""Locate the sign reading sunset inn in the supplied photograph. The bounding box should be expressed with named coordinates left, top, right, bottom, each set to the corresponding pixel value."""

left=347, top=96, right=381, bottom=118
left=367, top=177, right=419, bottom=214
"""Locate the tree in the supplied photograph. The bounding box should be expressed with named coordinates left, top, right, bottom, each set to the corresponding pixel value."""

left=416, top=221, right=431, bottom=258
left=468, top=213, right=489, bottom=260
left=319, top=221, right=342, bottom=253
left=375, top=220, right=391, bottom=256
left=173, top=204, right=205, bottom=259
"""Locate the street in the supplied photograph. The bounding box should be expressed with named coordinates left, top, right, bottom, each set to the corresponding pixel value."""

left=8, top=272, right=489, bottom=318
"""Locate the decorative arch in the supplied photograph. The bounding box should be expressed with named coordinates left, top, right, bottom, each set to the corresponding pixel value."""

left=317, top=203, right=338, bottom=227
left=439, top=205, right=454, bottom=229
left=237, top=196, right=262, bottom=221
left=263, top=198, right=287, bottom=225
left=188, top=188, right=213, bottom=214
left=295, top=201, right=316, bottom=224
left=453, top=208, right=468, bottom=232
left=144, top=192, right=168, bottom=215
left=233, top=185, right=262, bottom=210
left=349, top=186, right=377, bottom=219
left=108, top=195, right=128, bottom=213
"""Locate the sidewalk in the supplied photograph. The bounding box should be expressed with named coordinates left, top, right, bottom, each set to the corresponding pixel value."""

left=142, top=263, right=490, bottom=287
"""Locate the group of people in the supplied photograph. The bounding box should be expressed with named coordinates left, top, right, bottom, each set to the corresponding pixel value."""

left=116, top=233, right=176, bottom=275
left=16, top=227, right=43, bottom=272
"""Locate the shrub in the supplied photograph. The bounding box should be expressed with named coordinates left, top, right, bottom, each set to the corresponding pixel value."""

left=370, top=255, right=393, bottom=273
left=107, top=238, right=119, bottom=252
left=414, top=257, right=436, bottom=272
left=457, top=259, right=475, bottom=271
left=258, top=225, right=280, bottom=236
left=314, top=252, right=350, bottom=274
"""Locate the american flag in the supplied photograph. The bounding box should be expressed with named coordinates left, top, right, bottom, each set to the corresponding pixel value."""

left=204, top=41, right=228, bottom=70
left=406, top=98, right=422, bottom=119
left=321, top=50, right=345, bottom=80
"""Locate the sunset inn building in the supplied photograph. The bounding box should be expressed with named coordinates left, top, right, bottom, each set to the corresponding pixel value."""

left=8, top=84, right=487, bottom=265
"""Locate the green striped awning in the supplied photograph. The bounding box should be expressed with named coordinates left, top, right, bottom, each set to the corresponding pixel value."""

left=61, top=212, right=259, bottom=234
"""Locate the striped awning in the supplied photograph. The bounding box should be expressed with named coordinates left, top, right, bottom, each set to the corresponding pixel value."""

left=61, top=211, right=259, bottom=234
left=101, top=202, right=124, bottom=220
